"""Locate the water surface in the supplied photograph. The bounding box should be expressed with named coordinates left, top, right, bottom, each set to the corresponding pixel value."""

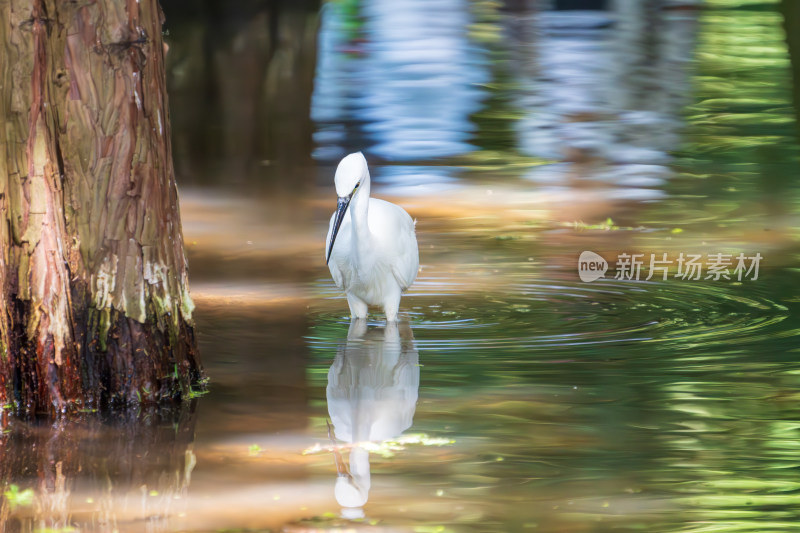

left=3, top=1, right=800, bottom=532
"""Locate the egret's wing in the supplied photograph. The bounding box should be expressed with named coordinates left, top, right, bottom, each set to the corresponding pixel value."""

left=326, top=212, right=344, bottom=290
left=388, top=209, right=419, bottom=292
left=368, top=198, right=419, bottom=292
left=392, top=236, right=418, bottom=292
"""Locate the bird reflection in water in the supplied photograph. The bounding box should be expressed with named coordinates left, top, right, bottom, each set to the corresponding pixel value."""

left=326, top=318, right=419, bottom=518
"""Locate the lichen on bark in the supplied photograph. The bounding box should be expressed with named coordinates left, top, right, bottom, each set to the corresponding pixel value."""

left=0, top=0, right=203, bottom=414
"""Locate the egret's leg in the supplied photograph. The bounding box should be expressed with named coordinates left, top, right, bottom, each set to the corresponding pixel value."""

left=346, top=293, right=368, bottom=319
left=383, top=290, right=401, bottom=322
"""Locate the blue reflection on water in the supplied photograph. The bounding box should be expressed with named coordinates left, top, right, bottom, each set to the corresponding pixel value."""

left=372, top=165, right=460, bottom=195
left=312, top=1, right=700, bottom=201
left=312, top=0, right=489, bottom=162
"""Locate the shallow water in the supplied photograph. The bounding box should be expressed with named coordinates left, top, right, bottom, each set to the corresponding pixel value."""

left=3, top=1, right=800, bottom=532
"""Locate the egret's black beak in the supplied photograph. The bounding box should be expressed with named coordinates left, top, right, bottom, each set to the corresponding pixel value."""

left=326, top=196, right=351, bottom=264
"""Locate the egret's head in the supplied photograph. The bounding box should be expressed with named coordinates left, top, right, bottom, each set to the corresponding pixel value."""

left=334, top=152, right=369, bottom=197
left=327, top=152, right=369, bottom=264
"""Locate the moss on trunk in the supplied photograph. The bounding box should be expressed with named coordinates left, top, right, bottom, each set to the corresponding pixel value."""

left=0, top=0, right=203, bottom=414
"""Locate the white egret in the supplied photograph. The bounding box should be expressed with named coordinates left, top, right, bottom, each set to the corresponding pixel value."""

left=325, top=152, right=419, bottom=321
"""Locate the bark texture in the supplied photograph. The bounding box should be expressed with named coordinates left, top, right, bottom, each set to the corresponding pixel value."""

left=0, top=0, right=202, bottom=414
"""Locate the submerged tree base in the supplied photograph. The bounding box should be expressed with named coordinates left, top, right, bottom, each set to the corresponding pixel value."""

left=75, top=306, right=204, bottom=409
left=6, top=300, right=205, bottom=414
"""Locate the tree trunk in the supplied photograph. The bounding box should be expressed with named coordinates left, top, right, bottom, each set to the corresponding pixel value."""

left=0, top=0, right=203, bottom=414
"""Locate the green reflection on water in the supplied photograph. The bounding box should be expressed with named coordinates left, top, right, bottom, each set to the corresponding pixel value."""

left=657, top=1, right=800, bottom=246
left=306, top=265, right=800, bottom=531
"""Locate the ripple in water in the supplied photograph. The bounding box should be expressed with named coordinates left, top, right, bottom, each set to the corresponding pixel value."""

left=310, top=274, right=792, bottom=356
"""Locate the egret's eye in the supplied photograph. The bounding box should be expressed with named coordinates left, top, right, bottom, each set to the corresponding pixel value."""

left=353, top=182, right=360, bottom=192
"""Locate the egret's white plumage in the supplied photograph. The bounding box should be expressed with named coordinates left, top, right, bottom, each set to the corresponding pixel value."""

left=326, top=152, right=418, bottom=321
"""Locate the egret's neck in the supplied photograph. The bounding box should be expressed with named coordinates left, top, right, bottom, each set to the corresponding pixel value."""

left=349, top=179, right=371, bottom=244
